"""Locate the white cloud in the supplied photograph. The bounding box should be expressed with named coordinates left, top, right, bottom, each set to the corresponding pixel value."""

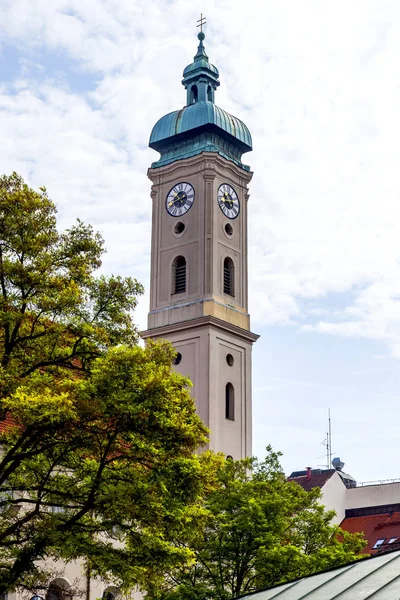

left=1, top=0, right=400, bottom=358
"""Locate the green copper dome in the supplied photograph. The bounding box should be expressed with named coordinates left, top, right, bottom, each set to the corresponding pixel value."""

left=183, top=59, right=219, bottom=78
left=149, top=32, right=252, bottom=171
left=150, top=102, right=252, bottom=151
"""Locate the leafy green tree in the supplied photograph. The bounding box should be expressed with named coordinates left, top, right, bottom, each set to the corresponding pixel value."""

left=153, top=449, right=366, bottom=600
left=0, top=343, right=217, bottom=593
left=0, top=172, right=141, bottom=394
left=0, top=173, right=220, bottom=592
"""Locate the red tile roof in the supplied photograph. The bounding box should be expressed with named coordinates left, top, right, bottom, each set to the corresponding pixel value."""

left=341, top=511, right=400, bottom=554
left=0, top=413, right=17, bottom=434
left=288, top=469, right=336, bottom=492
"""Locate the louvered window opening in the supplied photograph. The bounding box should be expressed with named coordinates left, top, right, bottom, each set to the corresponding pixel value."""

left=224, top=258, right=234, bottom=296
left=174, top=258, right=186, bottom=294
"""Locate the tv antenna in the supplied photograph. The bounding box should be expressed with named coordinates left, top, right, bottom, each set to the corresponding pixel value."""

left=324, top=409, right=332, bottom=468
left=318, top=409, right=333, bottom=468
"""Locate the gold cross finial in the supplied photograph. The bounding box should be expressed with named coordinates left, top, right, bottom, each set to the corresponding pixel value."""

left=197, top=13, right=207, bottom=33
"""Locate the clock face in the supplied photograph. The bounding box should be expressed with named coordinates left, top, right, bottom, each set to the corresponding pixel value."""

left=165, top=182, right=195, bottom=217
left=217, top=184, right=240, bottom=219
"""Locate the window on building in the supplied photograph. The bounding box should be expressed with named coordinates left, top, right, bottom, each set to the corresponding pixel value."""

left=225, top=223, right=233, bottom=236
left=52, top=505, right=66, bottom=514
left=389, top=537, right=399, bottom=544
left=223, top=257, right=234, bottom=296
left=372, top=538, right=386, bottom=549
left=47, top=586, right=62, bottom=600
left=226, top=353, right=234, bottom=366
left=225, top=383, right=234, bottom=420
left=190, top=85, right=198, bottom=104
left=102, top=587, right=120, bottom=600
left=46, top=578, right=71, bottom=600
left=207, top=85, right=212, bottom=101
left=0, top=485, right=11, bottom=513
left=173, top=256, right=186, bottom=294
left=172, top=352, right=182, bottom=365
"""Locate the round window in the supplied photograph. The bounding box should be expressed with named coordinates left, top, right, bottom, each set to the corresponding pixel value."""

left=225, top=223, right=233, bottom=236
left=226, top=354, right=234, bottom=366
left=172, top=352, right=182, bottom=365
left=174, top=222, right=185, bottom=235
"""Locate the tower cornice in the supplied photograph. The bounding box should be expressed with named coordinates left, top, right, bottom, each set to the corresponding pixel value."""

left=148, top=152, right=253, bottom=186
left=141, top=315, right=259, bottom=344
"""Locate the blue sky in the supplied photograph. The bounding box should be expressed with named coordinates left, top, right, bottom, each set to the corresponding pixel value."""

left=1, top=0, right=400, bottom=482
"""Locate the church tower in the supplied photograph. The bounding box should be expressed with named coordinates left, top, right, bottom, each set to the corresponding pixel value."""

left=142, top=29, right=258, bottom=459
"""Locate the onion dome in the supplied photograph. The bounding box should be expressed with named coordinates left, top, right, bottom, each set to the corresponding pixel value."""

left=149, top=32, right=252, bottom=171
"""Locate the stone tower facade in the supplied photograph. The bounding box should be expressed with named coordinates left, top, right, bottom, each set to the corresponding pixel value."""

left=142, top=31, right=258, bottom=459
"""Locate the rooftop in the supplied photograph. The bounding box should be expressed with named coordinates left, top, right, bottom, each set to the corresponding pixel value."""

left=288, top=468, right=337, bottom=492
left=341, top=507, right=400, bottom=554
left=236, top=549, right=400, bottom=599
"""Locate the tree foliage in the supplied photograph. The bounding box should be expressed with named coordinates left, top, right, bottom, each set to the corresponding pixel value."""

left=0, top=172, right=141, bottom=393
left=153, top=449, right=366, bottom=600
left=0, top=173, right=219, bottom=592
left=0, top=343, right=217, bottom=593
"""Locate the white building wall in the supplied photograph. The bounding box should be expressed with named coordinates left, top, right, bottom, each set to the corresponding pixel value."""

left=11, top=559, right=132, bottom=600
left=316, top=476, right=400, bottom=525
left=319, top=472, right=348, bottom=524
left=346, top=482, right=400, bottom=509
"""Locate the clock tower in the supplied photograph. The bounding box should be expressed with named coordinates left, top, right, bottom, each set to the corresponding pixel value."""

left=142, top=30, right=258, bottom=459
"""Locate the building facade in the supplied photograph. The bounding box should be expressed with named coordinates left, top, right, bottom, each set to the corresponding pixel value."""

left=289, top=460, right=400, bottom=554
left=142, top=31, right=258, bottom=459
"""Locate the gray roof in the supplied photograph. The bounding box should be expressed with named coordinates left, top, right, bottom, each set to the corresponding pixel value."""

left=241, top=550, right=400, bottom=599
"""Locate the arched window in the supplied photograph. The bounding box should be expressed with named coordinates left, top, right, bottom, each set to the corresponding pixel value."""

left=173, top=256, right=186, bottom=294
left=207, top=85, right=212, bottom=101
left=225, top=383, right=235, bottom=420
left=102, top=587, right=120, bottom=600
left=46, top=579, right=71, bottom=600
left=190, top=85, right=198, bottom=104
left=223, top=257, right=235, bottom=296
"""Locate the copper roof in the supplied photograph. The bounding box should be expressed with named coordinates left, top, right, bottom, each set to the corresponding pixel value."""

left=236, top=549, right=400, bottom=599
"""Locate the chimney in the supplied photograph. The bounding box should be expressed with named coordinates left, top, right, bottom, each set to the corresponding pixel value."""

left=306, top=467, right=312, bottom=481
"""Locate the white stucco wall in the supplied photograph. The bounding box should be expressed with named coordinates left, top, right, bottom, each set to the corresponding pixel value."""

left=317, top=477, right=400, bottom=524
left=346, top=481, right=400, bottom=509
left=319, top=472, right=348, bottom=524
left=12, top=559, right=125, bottom=600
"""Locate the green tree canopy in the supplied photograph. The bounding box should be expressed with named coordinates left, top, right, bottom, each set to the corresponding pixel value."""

left=153, top=449, right=366, bottom=600
left=0, top=173, right=220, bottom=593
left=0, top=172, right=141, bottom=393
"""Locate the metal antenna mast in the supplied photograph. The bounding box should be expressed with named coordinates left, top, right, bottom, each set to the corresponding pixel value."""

left=328, top=409, right=332, bottom=467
